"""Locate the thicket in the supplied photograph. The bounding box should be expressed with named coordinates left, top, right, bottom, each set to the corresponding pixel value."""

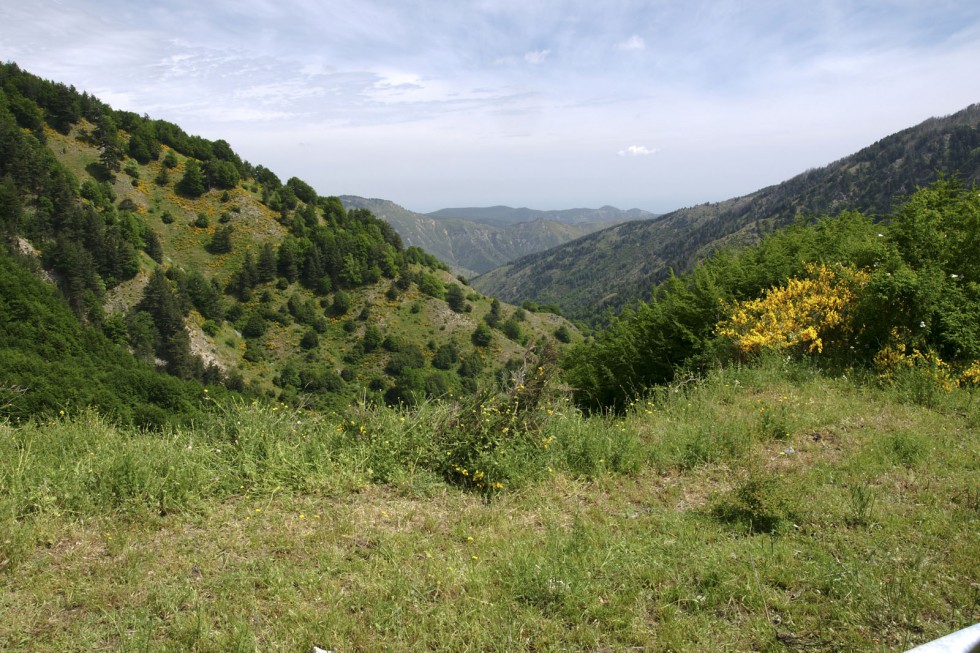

left=0, top=247, right=214, bottom=426
left=564, top=180, right=980, bottom=410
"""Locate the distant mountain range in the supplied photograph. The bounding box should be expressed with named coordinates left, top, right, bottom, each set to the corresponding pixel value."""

left=426, top=205, right=657, bottom=226
left=340, top=196, right=655, bottom=277
left=472, top=103, right=980, bottom=322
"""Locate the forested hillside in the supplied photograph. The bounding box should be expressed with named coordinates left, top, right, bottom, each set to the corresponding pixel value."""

left=563, top=179, right=980, bottom=410
left=473, top=104, right=980, bottom=322
left=0, top=63, right=575, bottom=421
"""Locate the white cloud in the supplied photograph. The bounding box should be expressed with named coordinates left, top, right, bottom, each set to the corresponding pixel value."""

left=524, top=49, right=550, bottom=64
left=235, top=80, right=327, bottom=104
left=618, top=145, right=659, bottom=157
left=617, top=35, right=645, bottom=51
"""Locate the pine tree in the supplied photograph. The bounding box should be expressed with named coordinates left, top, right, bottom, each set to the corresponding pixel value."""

left=176, top=159, right=206, bottom=197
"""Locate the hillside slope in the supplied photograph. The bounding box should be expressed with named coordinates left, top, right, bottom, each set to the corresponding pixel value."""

left=0, top=63, right=577, bottom=417
left=340, top=196, right=643, bottom=276
left=473, top=103, right=980, bottom=321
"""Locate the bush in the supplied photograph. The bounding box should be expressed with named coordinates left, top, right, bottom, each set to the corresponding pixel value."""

left=712, top=463, right=795, bottom=534
left=331, top=290, right=351, bottom=316
left=431, top=345, right=559, bottom=495
left=418, top=273, right=445, bottom=299
left=299, top=329, right=319, bottom=350
left=472, top=323, right=493, bottom=347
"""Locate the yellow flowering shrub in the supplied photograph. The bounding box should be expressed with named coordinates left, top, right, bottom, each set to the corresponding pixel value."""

left=716, top=263, right=869, bottom=357
left=960, top=361, right=980, bottom=387
left=874, top=329, right=959, bottom=393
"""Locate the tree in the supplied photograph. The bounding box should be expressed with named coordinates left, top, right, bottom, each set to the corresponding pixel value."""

left=134, top=268, right=196, bottom=378
left=144, top=229, right=163, bottom=263
left=554, top=324, right=572, bottom=343
left=472, top=322, right=493, bottom=347
left=299, top=328, right=319, bottom=350
left=485, top=298, right=502, bottom=328
left=176, top=159, right=206, bottom=197
left=162, top=150, right=178, bottom=169
left=362, top=324, right=383, bottom=352
left=418, top=273, right=444, bottom=299
left=445, top=283, right=467, bottom=313
left=207, top=224, right=234, bottom=254
left=286, top=176, right=317, bottom=204
left=95, top=112, right=122, bottom=175
left=257, top=242, right=277, bottom=282
left=204, top=159, right=240, bottom=190
left=432, top=342, right=459, bottom=370
left=331, top=289, right=351, bottom=316
left=0, top=174, right=22, bottom=233
left=501, top=317, right=524, bottom=342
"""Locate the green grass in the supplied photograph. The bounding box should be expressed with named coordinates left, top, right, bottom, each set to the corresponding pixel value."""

left=2, top=359, right=977, bottom=651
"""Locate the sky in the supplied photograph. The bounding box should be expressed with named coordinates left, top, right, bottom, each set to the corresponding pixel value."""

left=2, top=1, right=980, bottom=214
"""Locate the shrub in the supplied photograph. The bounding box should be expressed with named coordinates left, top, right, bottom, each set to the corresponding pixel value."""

left=716, top=263, right=869, bottom=358
left=472, top=323, right=493, bottom=347
left=431, top=345, right=558, bottom=496
left=299, top=329, right=319, bottom=350
left=712, top=463, right=795, bottom=534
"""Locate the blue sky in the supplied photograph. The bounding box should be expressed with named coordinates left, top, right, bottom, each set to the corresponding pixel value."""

left=3, top=1, right=979, bottom=213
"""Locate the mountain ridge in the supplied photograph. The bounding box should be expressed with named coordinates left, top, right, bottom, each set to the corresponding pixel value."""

left=339, top=195, right=649, bottom=276
left=426, top=205, right=657, bottom=226
left=472, top=103, right=980, bottom=322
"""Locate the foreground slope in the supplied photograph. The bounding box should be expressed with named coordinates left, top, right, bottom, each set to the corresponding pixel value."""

left=2, top=359, right=976, bottom=651
left=473, top=103, right=980, bottom=321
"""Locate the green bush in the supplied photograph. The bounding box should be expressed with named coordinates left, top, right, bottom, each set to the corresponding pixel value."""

left=712, top=463, right=795, bottom=534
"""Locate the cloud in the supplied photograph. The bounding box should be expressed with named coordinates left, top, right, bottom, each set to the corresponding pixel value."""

left=617, top=35, right=645, bottom=51
left=618, top=145, right=658, bottom=156
left=524, top=49, right=550, bottom=64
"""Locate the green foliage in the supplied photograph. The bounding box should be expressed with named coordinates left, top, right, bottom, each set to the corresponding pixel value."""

left=206, top=224, right=234, bottom=254
left=431, top=346, right=559, bottom=494
left=299, top=328, right=319, bottom=350
left=432, top=342, right=459, bottom=370
left=362, top=324, right=383, bottom=352
left=471, top=322, right=493, bottom=348
left=445, top=282, right=467, bottom=312
left=133, top=268, right=200, bottom=379
left=554, top=324, right=572, bottom=343
left=417, top=272, right=445, bottom=299
left=501, top=317, right=524, bottom=343
left=204, top=158, right=240, bottom=190
left=712, top=462, right=795, bottom=534
left=0, top=248, right=210, bottom=425
left=331, top=289, right=351, bottom=316
left=485, top=298, right=502, bottom=328
left=565, top=182, right=980, bottom=411
left=177, top=159, right=206, bottom=197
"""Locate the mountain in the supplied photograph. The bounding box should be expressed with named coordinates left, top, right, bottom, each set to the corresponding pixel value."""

left=426, top=205, right=656, bottom=226
left=340, top=196, right=646, bottom=276
left=0, top=63, right=578, bottom=420
left=472, top=103, right=980, bottom=322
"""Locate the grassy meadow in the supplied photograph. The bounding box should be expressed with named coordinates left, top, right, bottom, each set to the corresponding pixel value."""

left=2, top=357, right=977, bottom=652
